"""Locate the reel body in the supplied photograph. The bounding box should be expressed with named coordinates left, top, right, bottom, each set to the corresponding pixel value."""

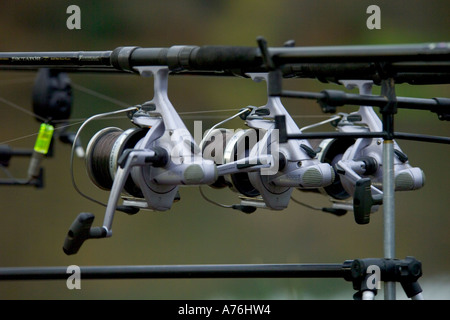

left=83, top=69, right=218, bottom=212
left=200, top=73, right=335, bottom=211
left=64, top=66, right=217, bottom=254
left=313, top=80, right=426, bottom=223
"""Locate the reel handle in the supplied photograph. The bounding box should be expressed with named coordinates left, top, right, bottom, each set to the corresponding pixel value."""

left=63, top=212, right=106, bottom=255
left=353, top=178, right=383, bottom=224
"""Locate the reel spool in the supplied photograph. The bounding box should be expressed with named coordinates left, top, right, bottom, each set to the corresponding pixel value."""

left=200, top=128, right=233, bottom=189
left=85, top=126, right=148, bottom=198
left=201, top=128, right=262, bottom=197
left=223, top=129, right=261, bottom=198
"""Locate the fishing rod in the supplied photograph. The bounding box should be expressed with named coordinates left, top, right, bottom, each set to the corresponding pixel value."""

left=0, top=39, right=449, bottom=83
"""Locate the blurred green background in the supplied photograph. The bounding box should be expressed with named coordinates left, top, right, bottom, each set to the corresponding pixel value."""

left=0, top=0, right=449, bottom=299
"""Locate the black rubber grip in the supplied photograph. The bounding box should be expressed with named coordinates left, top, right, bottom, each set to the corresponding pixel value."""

left=353, top=178, right=383, bottom=225
left=111, top=47, right=165, bottom=72
left=110, top=46, right=140, bottom=72
left=119, top=45, right=262, bottom=72
left=63, top=212, right=105, bottom=255
left=188, top=46, right=261, bottom=71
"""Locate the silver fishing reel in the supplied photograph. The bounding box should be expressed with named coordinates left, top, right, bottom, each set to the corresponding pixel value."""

left=313, top=80, right=426, bottom=224
left=64, top=66, right=218, bottom=254
left=199, top=73, right=335, bottom=212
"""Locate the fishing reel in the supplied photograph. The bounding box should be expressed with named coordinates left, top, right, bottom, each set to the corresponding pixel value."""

left=63, top=66, right=218, bottom=255
left=199, top=73, right=335, bottom=212
left=312, top=80, right=425, bottom=224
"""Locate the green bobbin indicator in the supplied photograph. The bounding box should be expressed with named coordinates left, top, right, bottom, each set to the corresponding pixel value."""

left=34, top=123, right=54, bottom=154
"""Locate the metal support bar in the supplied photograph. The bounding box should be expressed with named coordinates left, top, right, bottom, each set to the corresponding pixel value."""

left=274, top=116, right=450, bottom=145
left=383, top=140, right=396, bottom=299
left=278, top=89, right=450, bottom=121
left=0, top=257, right=423, bottom=300
left=380, top=78, right=398, bottom=300
left=280, top=131, right=388, bottom=141
left=0, top=263, right=347, bottom=281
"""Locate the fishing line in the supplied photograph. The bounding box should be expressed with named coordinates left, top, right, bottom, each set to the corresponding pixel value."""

left=1, top=77, right=334, bottom=146
left=0, top=164, right=21, bottom=182
left=0, top=119, right=87, bottom=145
left=300, top=115, right=342, bottom=131
left=0, top=96, right=47, bottom=122
left=203, top=108, right=252, bottom=143
left=71, top=82, right=132, bottom=108
left=178, top=108, right=242, bottom=115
